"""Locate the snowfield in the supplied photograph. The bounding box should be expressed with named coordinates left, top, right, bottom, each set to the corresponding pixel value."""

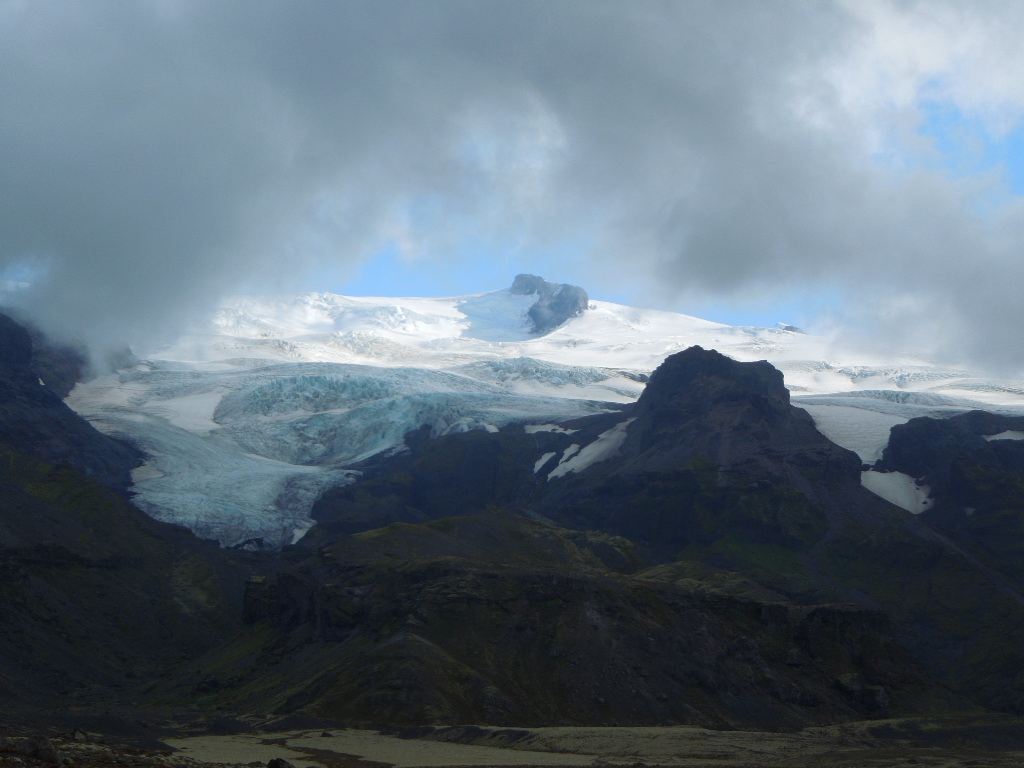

left=67, top=286, right=1024, bottom=546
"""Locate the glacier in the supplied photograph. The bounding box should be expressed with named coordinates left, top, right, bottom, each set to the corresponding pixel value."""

left=66, top=283, right=1024, bottom=546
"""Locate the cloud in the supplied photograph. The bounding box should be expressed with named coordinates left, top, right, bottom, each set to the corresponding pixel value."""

left=2, top=0, right=1024, bottom=369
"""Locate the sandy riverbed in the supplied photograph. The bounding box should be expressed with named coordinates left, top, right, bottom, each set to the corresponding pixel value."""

left=165, top=729, right=605, bottom=767
left=162, top=718, right=1024, bottom=768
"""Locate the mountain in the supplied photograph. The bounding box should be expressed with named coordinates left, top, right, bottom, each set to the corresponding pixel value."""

left=66, top=276, right=1024, bottom=547
left=266, top=345, right=1024, bottom=720
left=5, top=274, right=1023, bottom=730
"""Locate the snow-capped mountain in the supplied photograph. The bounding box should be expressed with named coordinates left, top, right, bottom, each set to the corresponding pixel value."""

left=67, top=276, right=1024, bottom=547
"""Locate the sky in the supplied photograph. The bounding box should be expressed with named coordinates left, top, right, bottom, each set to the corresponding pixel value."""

left=5, top=1, right=1024, bottom=368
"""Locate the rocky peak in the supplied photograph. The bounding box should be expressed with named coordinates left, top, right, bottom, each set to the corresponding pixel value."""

left=637, top=345, right=790, bottom=413
left=509, top=274, right=589, bottom=334
left=619, top=346, right=858, bottom=480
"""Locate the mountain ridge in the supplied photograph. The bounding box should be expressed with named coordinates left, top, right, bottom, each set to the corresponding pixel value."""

left=5, top=305, right=1024, bottom=730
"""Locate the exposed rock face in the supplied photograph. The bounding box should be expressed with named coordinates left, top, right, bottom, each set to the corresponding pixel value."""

left=510, top=274, right=589, bottom=334
left=879, top=410, right=1024, bottom=504
left=0, top=313, right=140, bottom=491
left=537, top=346, right=877, bottom=560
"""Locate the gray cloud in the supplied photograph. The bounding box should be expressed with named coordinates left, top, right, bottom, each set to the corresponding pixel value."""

left=2, top=0, right=1024, bottom=368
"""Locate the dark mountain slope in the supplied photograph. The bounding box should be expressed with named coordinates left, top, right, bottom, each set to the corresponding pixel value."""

left=872, top=411, right=1024, bottom=709
left=162, top=510, right=950, bottom=728
left=0, top=454, right=246, bottom=707
left=0, top=313, right=139, bottom=490
left=0, top=314, right=253, bottom=715
left=309, top=346, right=1024, bottom=714
left=538, top=346, right=875, bottom=561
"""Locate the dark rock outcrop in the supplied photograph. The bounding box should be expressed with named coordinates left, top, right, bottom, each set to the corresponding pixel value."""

left=872, top=411, right=1024, bottom=710
left=0, top=308, right=90, bottom=397
left=618, top=345, right=860, bottom=481
left=537, top=346, right=879, bottom=561
left=878, top=410, right=1024, bottom=506
left=0, top=313, right=140, bottom=491
left=510, top=274, right=589, bottom=334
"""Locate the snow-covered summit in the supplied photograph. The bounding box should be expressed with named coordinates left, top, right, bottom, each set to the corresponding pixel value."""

left=67, top=277, right=1024, bottom=546
left=156, top=284, right=809, bottom=372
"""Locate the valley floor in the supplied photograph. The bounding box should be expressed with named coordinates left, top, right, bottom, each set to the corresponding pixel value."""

left=5, top=715, right=1024, bottom=768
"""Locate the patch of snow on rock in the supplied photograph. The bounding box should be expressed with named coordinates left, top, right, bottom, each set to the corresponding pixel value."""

left=984, top=430, right=1024, bottom=441
left=524, top=424, right=579, bottom=434
left=862, top=470, right=933, bottom=514
left=534, top=452, right=557, bottom=473
left=548, top=418, right=635, bottom=480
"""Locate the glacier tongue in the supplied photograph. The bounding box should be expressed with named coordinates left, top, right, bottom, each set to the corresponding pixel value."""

left=69, top=355, right=619, bottom=547
left=66, top=285, right=1024, bottom=547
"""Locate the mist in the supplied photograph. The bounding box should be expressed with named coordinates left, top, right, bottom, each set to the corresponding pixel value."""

left=4, top=1, right=1024, bottom=369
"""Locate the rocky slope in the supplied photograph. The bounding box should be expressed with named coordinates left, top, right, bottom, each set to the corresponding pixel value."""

left=307, top=346, right=1024, bottom=715
left=0, top=313, right=140, bottom=490
left=160, top=510, right=951, bottom=728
